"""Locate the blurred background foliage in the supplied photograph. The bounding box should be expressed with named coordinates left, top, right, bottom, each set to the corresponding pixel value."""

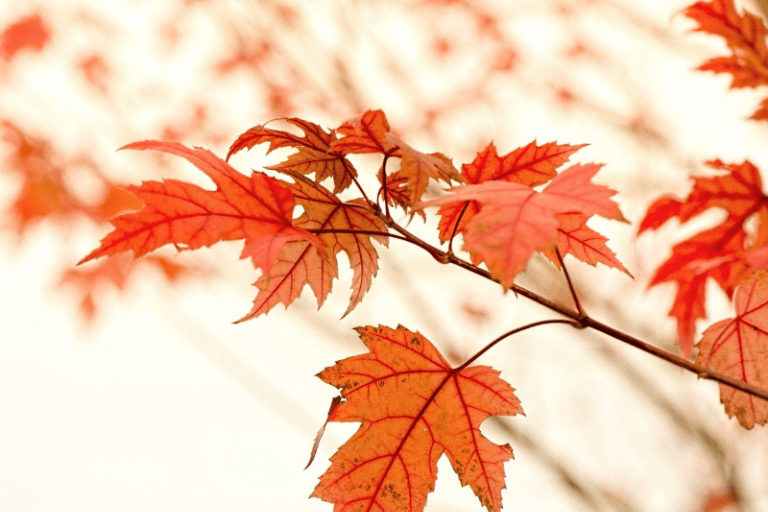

left=1, top=0, right=767, bottom=511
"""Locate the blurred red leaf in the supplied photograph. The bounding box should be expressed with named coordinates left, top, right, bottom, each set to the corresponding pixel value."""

left=685, top=0, right=768, bottom=121
left=699, top=486, right=738, bottom=512
left=61, top=254, right=196, bottom=322
left=639, top=160, right=768, bottom=355
left=0, top=13, right=51, bottom=62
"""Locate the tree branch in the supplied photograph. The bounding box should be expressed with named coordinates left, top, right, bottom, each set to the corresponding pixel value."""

left=380, top=215, right=768, bottom=403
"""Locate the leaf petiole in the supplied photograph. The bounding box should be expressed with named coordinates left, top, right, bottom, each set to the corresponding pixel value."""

left=457, top=319, right=582, bottom=371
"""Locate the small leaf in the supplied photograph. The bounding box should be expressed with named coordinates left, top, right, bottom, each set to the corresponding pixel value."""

left=228, top=118, right=355, bottom=193
left=542, top=212, right=630, bottom=275
left=241, top=171, right=389, bottom=320
left=331, top=110, right=462, bottom=204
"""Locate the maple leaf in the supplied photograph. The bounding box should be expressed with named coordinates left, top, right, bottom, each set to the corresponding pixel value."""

left=79, top=141, right=321, bottom=274
left=313, top=325, right=523, bottom=512
left=241, top=172, right=388, bottom=320
left=227, top=118, right=356, bottom=193
left=639, top=159, right=768, bottom=355
left=378, top=168, right=412, bottom=212
left=239, top=172, right=388, bottom=320
left=89, top=183, right=144, bottom=220
left=541, top=212, right=630, bottom=274
left=435, top=140, right=593, bottom=266
left=436, top=142, right=579, bottom=240
left=696, top=271, right=768, bottom=429
left=242, top=230, right=338, bottom=321
left=331, top=109, right=463, bottom=205
left=422, top=163, right=625, bottom=289
left=685, top=0, right=768, bottom=121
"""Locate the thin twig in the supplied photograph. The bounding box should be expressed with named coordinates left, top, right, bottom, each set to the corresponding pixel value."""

left=457, top=319, right=581, bottom=370
left=380, top=152, right=393, bottom=220
left=308, top=228, right=411, bottom=243
left=555, top=247, right=585, bottom=319
left=379, top=214, right=768, bottom=402
left=447, top=201, right=470, bottom=255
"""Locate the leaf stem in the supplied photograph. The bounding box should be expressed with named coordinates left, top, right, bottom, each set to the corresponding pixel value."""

left=555, top=247, right=585, bottom=321
left=447, top=201, right=470, bottom=255
left=456, top=319, right=582, bottom=371
left=379, top=152, right=395, bottom=220
left=308, top=228, right=411, bottom=243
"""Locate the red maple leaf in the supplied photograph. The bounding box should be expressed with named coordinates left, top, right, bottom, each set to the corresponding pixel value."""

left=240, top=172, right=388, bottom=321
left=696, top=271, right=768, bottom=429
left=227, top=118, right=356, bottom=193
left=313, top=325, right=523, bottom=512
left=79, top=141, right=321, bottom=276
left=422, top=163, right=625, bottom=289
left=685, top=0, right=768, bottom=121
left=639, top=159, right=768, bottom=355
left=330, top=109, right=463, bottom=205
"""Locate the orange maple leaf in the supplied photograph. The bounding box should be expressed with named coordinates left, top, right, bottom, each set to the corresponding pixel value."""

left=639, top=159, right=768, bottom=355
left=422, top=163, right=625, bottom=289
left=313, top=325, right=523, bottom=512
left=685, top=0, right=768, bottom=121
left=240, top=172, right=388, bottom=321
left=696, top=271, right=768, bottom=429
left=227, top=118, right=356, bottom=193
left=79, top=141, right=321, bottom=274
left=330, top=109, right=463, bottom=205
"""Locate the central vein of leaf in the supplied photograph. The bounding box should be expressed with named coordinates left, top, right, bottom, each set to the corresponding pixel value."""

left=365, top=368, right=459, bottom=512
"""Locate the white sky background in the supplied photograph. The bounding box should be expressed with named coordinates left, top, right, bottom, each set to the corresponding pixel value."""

left=1, top=0, right=768, bottom=511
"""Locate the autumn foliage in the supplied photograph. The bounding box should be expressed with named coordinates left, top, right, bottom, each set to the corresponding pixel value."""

left=77, top=108, right=632, bottom=511
left=77, top=94, right=768, bottom=511
left=6, top=0, right=768, bottom=510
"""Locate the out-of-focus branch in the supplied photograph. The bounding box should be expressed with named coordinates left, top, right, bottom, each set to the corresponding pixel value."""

left=755, top=0, right=768, bottom=22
